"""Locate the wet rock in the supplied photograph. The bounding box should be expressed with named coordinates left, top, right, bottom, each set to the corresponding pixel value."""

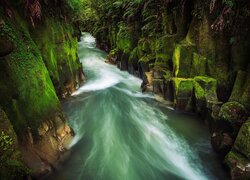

left=139, top=61, right=151, bottom=91
left=211, top=132, right=233, bottom=155
left=224, top=151, right=250, bottom=179
left=153, top=79, right=164, bottom=95
left=142, top=71, right=153, bottom=92
left=162, top=79, right=174, bottom=102
left=120, top=53, right=129, bottom=71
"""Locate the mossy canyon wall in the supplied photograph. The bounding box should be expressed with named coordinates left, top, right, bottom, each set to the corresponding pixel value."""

left=0, top=0, right=84, bottom=178
left=91, top=0, right=250, bottom=178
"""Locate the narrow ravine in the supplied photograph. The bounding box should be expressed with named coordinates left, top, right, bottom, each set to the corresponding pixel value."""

left=47, top=33, right=229, bottom=180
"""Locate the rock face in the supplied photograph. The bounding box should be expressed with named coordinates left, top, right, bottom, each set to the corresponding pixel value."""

left=32, top=18, right=85, bottom=99
left=0, top=1, right=84, bottom=178
left=22, top=112, right=74, bottom=177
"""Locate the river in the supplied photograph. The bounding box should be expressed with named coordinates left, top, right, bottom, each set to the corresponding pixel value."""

left=47, top=33, right=229, bottom=180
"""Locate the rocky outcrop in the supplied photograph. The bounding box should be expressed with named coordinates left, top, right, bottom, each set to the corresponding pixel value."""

left=32, top=17, right=85, bottom=98
left=0, top=0, right=84, bottom=178
left=21, top=112, right=74, bottom=177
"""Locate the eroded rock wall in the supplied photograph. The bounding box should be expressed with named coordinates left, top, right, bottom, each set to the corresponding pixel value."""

left=0, top=0, right=84, bottom=177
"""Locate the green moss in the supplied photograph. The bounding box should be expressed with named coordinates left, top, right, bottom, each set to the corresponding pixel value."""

left=0, top=12, right=60, bottom=137
left=31, top=17, right=82, bottom=95
left=224, top=150, right=250, bottom=179
left=219, top=102, right=248, bottom=123
left=193, top=76, right=217, bottom=112
left=234, top=118, right=250, bottom=159
left=190, top=53, right=207, bottom=77
left=172, top=78, right=194, bottom=111
left=129, top=47, right=138, bottom=62
left=193, top=76, right=217, bottom=101
left=219, top=101, right=249, bottom=137
left=136, top=38, right=151, bottom=59
left=224, top=150, right=249, bottom=168
left=172, top=42, right=196, bottom=77
left=0, top=108, right=29, bottom=179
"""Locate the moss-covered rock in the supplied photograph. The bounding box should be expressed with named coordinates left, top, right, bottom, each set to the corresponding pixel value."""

left=219, top=102, right=249, bottom=136
left=0, top=5, right=76, bottom=178
left=0, top=107, right=29, bottom=179
left=190, top=53, right=207, bottom=77
left=224, top=151, right=250, bottom=179
left=224, top=119, right=250, bottom=179
left=32, top=17, right=84, bottom=98
left=193, top=76, right=218, bottom=113
left=234, top=118, right=250, bottom=160
left=0, top=12, right=60, bottom=137
left=172, top=78, right=194, bottom=112
left=186, top=13, right=231, bottom=102
left=172, top=42, right=196, bottom=78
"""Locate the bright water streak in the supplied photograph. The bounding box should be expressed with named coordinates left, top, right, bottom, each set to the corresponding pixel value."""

left=48, top=33, right=227, bottom=180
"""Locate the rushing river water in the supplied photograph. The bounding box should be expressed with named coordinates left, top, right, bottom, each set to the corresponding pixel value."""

left=47, top=33, right=229, bottom=180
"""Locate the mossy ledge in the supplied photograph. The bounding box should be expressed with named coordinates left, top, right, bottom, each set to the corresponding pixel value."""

left=0, top=0, right=84, bottom=178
